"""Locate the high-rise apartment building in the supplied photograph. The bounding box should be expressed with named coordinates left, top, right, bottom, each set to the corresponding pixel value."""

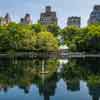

left=88, top=5, right=100, bottom=24
left=0, top=13, right=11, bottom=26
left=39, top=6, right=58, bottom=25
left=67, top=16, right=81, bottom=27
left=20, top=14, right=32, bottom=25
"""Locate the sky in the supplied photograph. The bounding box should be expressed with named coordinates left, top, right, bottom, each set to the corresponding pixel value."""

left=0, top=0, right=100, bottom=28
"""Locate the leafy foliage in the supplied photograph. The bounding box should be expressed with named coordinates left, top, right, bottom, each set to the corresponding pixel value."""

left=0, top=23, right=58, bottom=52
left=36, top=32, right=58, bottom=51
left=62, top=24, right=100, bottom=53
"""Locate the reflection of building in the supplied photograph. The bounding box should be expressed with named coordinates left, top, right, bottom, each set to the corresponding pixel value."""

left=0, top=13, right=11, bottom=26
left=20, top=13, right=32, bottom=25
left=39, top=6, right=58, bottom=25
left=67, top=16, right=81, bottom=27
left=88, top=5, right=100, bottom=24
left=38, top=73, right=57, bottom=100
left=66, top=80, right=80, bottom=92
left=39, top=79, right=56, bottom=100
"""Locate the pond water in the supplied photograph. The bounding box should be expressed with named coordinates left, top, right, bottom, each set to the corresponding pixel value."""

left=0, top=58, right=100, bottom=100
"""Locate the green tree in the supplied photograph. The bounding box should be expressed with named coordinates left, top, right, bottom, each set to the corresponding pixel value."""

left=8, top=23, right=37, bottom=51
left=73, top=24, right=100, bottom=53
left=32, top=23, right=46, bottom=33
left=62, top=26, right=80, bottom=40
left=63, top=24, right=100, bottom=53
left=36, top=31, right=58, bottom=51
left=0, top=25, right=11, bottom=52
left=46, top=24, right=61, bottom=36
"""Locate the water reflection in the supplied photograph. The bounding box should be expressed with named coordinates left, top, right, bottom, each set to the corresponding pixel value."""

left=63, top=58, right=100, bottom=100
left=0, top=58, right=99, bottom=100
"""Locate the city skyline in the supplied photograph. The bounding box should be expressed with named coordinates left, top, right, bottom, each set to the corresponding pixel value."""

left=0, top=0, right=100, bottom=28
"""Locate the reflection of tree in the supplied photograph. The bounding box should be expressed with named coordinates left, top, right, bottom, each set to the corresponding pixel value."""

left=62, top=59, right=86, bottom=92
left=63, top=59, right=86, bottom=80
left=87, top=75, right=100, bottom=100
left=19, top=85, right=30, bottom=94
left=66, top=79, right=80, bottom=92
left=88, top=85, right=100, bottom=100
left=37, top=73, right=58, bottom=100
left=0, top=58, right=100, bottom=100
left=63, top=58, right=100, bottom=96
left=76, top=58, right=100, bottom=74
left=0, top=59, right=58, bottom=97
left=75, top=58, right=100, bottom=100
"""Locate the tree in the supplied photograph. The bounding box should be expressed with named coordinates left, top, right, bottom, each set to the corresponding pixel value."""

left=46, top=24, right=61, bottom=36
left=67, top=24, right=100, bottom=53
left=8, top=23, right=37, bottom=51
left=0, top=25, right=11, bottom=52
left=36, top=32, right=58, bottom=51
left=0, top=23, right=59, bottom=52
left=78, top=24, right=100, bottom=53
left=62, top=26, right=80, bottom=39
left=32, top=23, right=46, bottom=33
left=0, top=23, right=37, bottom=52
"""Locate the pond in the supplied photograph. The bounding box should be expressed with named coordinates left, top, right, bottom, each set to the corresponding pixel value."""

left=0, top=58, right=100, bottom=100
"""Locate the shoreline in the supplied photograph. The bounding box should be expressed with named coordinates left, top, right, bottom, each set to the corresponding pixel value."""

left=0, top=52, right=100, bottom=59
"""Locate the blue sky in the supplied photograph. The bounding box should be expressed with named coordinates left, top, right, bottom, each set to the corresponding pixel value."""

left=0, top=0, right=100, bottom=28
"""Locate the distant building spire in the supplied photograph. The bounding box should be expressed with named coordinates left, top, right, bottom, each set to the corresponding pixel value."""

left=46, top=6, right=51, bottom=13
left=4, top=13, right=11, bottom=24
left=20, top=13, right=32, bottom=25
left=0, top=13, right=11, bottom=26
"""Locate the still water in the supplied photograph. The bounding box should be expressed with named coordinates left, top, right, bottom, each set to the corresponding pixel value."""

left=0, top=58, right=100, bottom=100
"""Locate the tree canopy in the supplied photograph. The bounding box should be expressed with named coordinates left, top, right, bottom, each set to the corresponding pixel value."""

left=62, top=24, right=100, bottom=53
left=36, top=32, right=58, bottom=51
left=0, top=22, right=100, bottom=53
left=0, top=23, right=58, bottom=52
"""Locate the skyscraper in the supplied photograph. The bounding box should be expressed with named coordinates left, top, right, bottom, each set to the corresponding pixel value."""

left=4, top=13, right=11, bottom=25
left=39, top=6, right=58, bottom=25
left=67, top=16, right=81, bottom=27
left=88, top=5, right=100, bottom=24
left=0, top=13, right=11, bottom=26
left=20, top=13, right=32, bottom=25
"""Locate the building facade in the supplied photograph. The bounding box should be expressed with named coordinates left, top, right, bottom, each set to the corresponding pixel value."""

left=0, top=13, right=11, bottom=26
left=20, top=14, right=32, bottom=25
left=88, top=5, right=100, bottom=24
left=67, top=17, right=81, bottom=27
left=39, top=6, right=58, bottom=25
